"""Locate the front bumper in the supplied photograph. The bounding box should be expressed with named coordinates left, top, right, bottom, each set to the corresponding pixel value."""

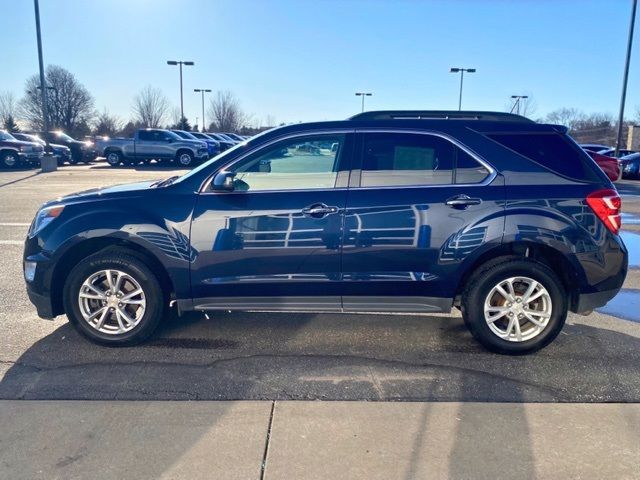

left=18, top=152, right=44, bottom=164
left=26, top=282, right=55, bottom=319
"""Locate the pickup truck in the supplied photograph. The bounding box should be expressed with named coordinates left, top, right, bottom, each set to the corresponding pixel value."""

left=0, top=130, right=44, bottom=168
left=98, top=129, right=209, bottom=167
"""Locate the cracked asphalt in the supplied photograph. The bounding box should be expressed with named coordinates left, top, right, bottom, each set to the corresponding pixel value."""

left=1, top=164, right=640, bottom=402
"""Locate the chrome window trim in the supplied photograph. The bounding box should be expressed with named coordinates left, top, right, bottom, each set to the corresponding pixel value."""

left=352, top=128, right=497, bottom=188
left=199, top=129, right=356, bottom=194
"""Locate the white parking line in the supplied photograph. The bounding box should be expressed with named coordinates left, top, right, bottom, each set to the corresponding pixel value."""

left=0, top=240, right=23, bottom=245
left=0, top=223, right=30, bottom=226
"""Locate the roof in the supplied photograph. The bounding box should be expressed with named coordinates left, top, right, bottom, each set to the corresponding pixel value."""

left=349, top=110, right=535, bottom=123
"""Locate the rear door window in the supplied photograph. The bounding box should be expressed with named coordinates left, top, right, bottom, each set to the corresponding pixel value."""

left=487, top=132, right=601, bottom=182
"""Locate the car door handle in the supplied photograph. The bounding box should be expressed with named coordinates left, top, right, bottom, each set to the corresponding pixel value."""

left=301, top=203, right=339, bottom=217
left=445, top=195, right=482, bottom=209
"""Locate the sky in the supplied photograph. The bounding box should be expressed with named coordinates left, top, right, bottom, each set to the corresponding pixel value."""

left=1, top=0, right=638, bottom=127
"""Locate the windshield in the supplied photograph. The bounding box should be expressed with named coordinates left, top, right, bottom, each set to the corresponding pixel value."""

left=175, top=131, right=198, bottom=140
left=53, top=131, right=75, bottom=142
left=0, top=131, right=16, bottom=141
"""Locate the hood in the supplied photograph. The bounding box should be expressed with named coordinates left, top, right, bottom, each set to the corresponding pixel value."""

left=48, top=180, right=158, bottom=206
left=1, top=139, right=41, bottom=149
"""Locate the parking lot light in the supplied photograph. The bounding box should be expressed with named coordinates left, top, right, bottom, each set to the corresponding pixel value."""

left=194, top=89, right=212, bottom=132
left=510, top=95, right=529, bottom=115
left=167, top=60, right=195, bottom=123
left=355, top=92, right=372, bottom=113
left=450, top=67, right=476, bottom=110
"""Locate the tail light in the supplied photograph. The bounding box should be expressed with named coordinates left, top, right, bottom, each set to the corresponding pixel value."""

left=586, top=189, right=621, bottom=234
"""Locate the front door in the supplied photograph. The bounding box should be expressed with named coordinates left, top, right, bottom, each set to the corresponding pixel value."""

left=341, top=130, right=505, bottom=312
left=190, top=131, right=353, bottom=311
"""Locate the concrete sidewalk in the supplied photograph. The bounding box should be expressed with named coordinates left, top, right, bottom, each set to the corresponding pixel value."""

left=1, top=401, right=638, bottom=480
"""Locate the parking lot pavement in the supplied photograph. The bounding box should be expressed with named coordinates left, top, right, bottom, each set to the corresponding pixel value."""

left=0, top=165, right=640, bottom=402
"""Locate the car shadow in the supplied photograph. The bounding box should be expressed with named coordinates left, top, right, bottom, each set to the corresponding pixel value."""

left=2, top=311, right=640, bottom=402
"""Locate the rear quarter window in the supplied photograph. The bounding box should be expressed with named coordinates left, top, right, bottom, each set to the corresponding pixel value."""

left=487, top=132, right=602, bottom=182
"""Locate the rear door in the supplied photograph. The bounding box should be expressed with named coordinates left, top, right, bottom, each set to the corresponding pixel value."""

left=341, top=130, right=505, bottom=312
left=189, top=131, right=353, bottom=311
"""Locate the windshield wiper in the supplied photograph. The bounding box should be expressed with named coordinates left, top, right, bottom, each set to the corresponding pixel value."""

left=152, top=176, right=179, bottom=188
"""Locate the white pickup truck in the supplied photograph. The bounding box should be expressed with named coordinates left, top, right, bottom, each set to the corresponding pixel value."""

left=97, top=128, right=209, bottom=167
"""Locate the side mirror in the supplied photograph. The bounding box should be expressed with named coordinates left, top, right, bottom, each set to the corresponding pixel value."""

left=166, top=137, right=174, bottom=143
left=211, top=171, right=236, bottom=191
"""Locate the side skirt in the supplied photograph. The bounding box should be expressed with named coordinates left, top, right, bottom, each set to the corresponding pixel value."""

left=177, top=296, right=452, bottom=314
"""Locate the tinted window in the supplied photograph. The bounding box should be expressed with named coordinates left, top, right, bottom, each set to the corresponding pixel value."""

left=138, top=130, right=153, bottom=141
left=488, top=132, right=601, bottom=181
left=229, top=135, right=344, bottom=191
left=361, top=133, right=462, bottom=187
left=455, top=148, right=490, bottom=184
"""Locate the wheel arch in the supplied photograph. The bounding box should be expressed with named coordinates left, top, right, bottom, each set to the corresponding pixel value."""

left=455, top=241, right=584, bottom=312
left=50, top=237, right=176, bottom=316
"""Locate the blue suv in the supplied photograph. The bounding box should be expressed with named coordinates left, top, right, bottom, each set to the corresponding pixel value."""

left=23, top=111, right=628, bottom=354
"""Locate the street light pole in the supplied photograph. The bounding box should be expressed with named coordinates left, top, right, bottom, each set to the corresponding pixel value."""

left=33, top=0, right=49, bottom=144
left=194, top=89, right=211, bottom=132
left=450, top=67, right=476, bottom=110
left=510, top=95, right=528, bottom=115
left=167, top=60, right=194, bottom=123
left=355, top=92, right=372, bottom=112
left=615, top=0, right=637, bottom=157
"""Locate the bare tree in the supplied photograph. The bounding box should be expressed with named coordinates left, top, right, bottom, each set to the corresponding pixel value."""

left=0, top=92, right=18, bottom=126
left=545, top=108, right=585, bottom=130
left=132, top=86, right=169, bottom=128
left=207, top=90, right=248, bottom=132
left=93, top=109, right=122, bottom=137
left=19, top=65, right=95, bottom=136
left=169, top=106, right=181, bottom=126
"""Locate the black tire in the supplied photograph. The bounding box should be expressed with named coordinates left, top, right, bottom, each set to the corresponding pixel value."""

left=461, top=257, right=567, bottom=355
left=1, top=150, right=20, bottom=169
left=105, top=151, right=123, bottom=167
left=63, top=249, right=166, bottom=346
left=175, top=150, right=194, bottom=167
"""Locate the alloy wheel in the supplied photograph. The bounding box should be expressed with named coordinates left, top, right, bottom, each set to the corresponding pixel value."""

left=77, top=269, right=146, bottom=335
left=483, top=276, right=552, bottom=342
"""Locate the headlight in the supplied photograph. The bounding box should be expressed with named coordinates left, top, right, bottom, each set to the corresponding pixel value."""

left=29, top=205, right=65, bottom=238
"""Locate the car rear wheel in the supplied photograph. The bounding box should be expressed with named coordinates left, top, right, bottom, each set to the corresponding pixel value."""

left=105, top=151, right=122, bottom=167
left=1, top=151, right=20, bottom=169
left=461, top=258, right=567, bottom=354
left=63, top=250, right=166, bottom=346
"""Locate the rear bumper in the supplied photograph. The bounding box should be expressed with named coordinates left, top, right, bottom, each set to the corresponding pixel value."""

left=575, top=288, right=622, bottom=314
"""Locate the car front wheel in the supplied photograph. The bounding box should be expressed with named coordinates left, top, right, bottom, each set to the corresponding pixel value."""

left=63, top=250, right=165, bottom=346
left=1, top=151, right=20, bottom=169
left=461, top=257, right=567, bottom=354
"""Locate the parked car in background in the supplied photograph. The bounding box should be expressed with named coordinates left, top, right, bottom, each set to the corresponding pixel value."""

left=598, top=148, right=638, bottom=158
left=204, top=132, right=235, bottom=151
left=11, top=132, right=72, bottom=165
left=30, top=131, right=97, bottom=164
left=98, top=128, right=208, bottom=167
left=0, top=130, right=44, bottom=168
left=620, top=152, right=640, bottom=179
left=585, top=149, right=621, bottom=182
left=580, top=143, right=611, bottom=153
left=177, top=130, right=220, bottom=158
left=24, top=110, right=627, bottom=355
left=223, top=133, right=245, bottom=142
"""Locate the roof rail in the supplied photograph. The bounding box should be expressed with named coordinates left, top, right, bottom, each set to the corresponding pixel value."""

left=349, top=110, right=535, bottom=123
